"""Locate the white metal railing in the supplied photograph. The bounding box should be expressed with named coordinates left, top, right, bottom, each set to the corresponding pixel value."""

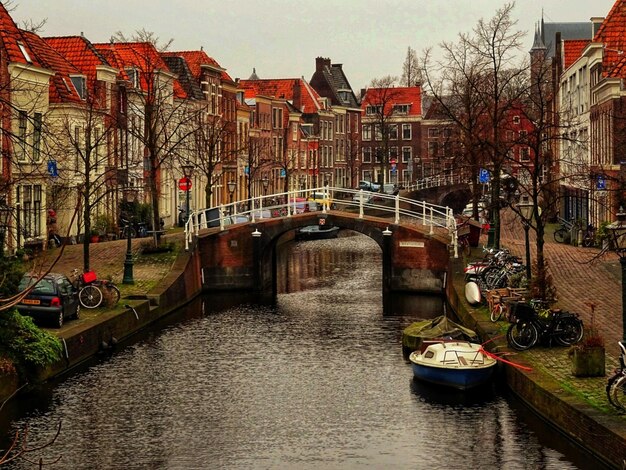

left=184, top=186, right=459, bottom=256
left=402, top=173, right=466, bottom=192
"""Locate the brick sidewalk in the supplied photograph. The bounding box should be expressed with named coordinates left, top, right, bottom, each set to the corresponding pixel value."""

left=35, top=232, right=184, bottom=297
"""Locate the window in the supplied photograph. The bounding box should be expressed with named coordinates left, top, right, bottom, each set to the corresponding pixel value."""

left=16, top=110, right=27, bottom=161
left=272, top=107, right=283, bottom=129
left=70, top=76, right=87, bottom=100
left=428, top=127, right=439, bottom=138
left=389, top=124, right=398, bottom=140
left=389, top=147, right=398, bottom=161
left=126, top=68, right=139, bottom=88
left=363, top=147, right=372, bottom=163
left=402, top=123, right=412, bottom=140
left=33, top=113, right=42, bottom=162
left=374, top=148, right=382, bottom=163
left=393, top=104, right=410, bottom=114
left=292, top=123, right=298, bottom=141
left=19, top=184, right=42, bottom=238
left=17, top=42, right=32, bottom=63
left=513, top=115, right=520, bottom=124
left=362, top=124, right=372, bottom=141
left=520, top=147, right=530, bottom=162
left=374, top=124, right=382, bottom=141
left=428, top=141, right=439, bottom=156
left=366, top=105, right=382, bottom=115
left=443, top=128, right=452, bottom=138
left=402, top=146, right=412, bottom=163
left=362, top=170, right=372, bottom=182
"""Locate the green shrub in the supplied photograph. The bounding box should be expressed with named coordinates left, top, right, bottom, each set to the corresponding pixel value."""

left=0, top=310, right=62, bottom=380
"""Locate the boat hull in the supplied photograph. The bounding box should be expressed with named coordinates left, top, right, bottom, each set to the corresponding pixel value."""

left=295, top=226, right=340, bottom=241
left=410, top=362, right=494, bottom=390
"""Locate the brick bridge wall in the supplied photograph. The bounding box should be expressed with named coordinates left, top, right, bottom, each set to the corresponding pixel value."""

left=196, top=211, right=453, bottom=308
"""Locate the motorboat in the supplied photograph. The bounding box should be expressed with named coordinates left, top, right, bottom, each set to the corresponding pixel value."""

left=409, top=340, right=497, bottom=390
left=295, top=225, right=340, bottom=241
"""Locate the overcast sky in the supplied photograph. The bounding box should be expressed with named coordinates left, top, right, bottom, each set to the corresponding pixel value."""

left=12, top=0, right=617, bottom=91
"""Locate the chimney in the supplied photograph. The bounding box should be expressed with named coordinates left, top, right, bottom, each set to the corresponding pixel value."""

left=293, top=79, right=302, bottom=109
left=591, top=17, right=604, bottom=37
left=315, top=57, right=325, bottom=72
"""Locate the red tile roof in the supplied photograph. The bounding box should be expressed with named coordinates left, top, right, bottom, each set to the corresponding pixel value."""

left=93, top=42, right=187, bottom=98
left=0, top=3, right=40, bottom=67
left=593, top=0, right=626, bottom=77
left=162, top=50, right=233, bottom=82
left=563, top=39, right=590, bottom=70
left=45, top=36, right=111, bottom=81
left=361, top=86, right=422, bottom=117
left=20, top=30, right=82, bottom=104
left=239, top=78, right=322, bottom=114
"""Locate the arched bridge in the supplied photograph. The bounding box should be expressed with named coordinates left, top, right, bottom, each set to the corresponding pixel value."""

left=183, top=186, right=465, bottom=312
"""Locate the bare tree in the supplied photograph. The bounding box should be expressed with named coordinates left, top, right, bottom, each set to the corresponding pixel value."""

left=103, top=32, right=202, bottom=245
left=364, top=75, right=402, bottom=185
left=401, top=46, right=421, bottom=86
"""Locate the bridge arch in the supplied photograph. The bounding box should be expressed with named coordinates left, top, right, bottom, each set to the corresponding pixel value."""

left=195, top=211, right=452, bottom=313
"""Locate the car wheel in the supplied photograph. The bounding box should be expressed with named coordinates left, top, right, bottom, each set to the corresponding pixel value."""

left=56, top=310, right=64, bottom=328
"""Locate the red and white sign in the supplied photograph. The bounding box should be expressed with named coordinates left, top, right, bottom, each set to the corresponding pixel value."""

left=178, top=177, right=192, bottom=191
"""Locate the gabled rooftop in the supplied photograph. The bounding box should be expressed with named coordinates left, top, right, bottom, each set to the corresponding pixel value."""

left=45, top=36, right=112, bottom=81
left=310, top=57, right=359, bottom=108
left=0, top=3, right=40, bottom=67
left=93, top=41, right=187, bottom=98
left=361, top=86, right=422, bottom=117
left=20, top=30, right=83, bottom=104
left=239, top=78, right=323, bottom=114
left=563, top=39, right=591, bottom=70
left=162, top=50, right=233, bottom=83
left=593, top=0, right=626, bottom=77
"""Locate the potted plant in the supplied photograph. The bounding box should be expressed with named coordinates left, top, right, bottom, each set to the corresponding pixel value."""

left=596, top=221, right=610, bottom=250
left=568, top=302, right=605, bottom=377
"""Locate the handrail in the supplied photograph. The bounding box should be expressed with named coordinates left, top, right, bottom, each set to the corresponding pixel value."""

left=184, top=186, right=459, bottom=256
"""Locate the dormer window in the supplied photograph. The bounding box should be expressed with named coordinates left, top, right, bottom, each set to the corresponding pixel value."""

left=393, top=104, right=410, bottom=115
left=366, top=105, right=382, bottom=115
left=70, top=75, right=87, bottom=99
left=125, top=68, right=139, bottom=88
left=17, top=42, right=32, bottom=63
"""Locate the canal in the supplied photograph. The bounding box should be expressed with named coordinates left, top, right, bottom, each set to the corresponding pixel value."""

left=1, top=233, right=606, bottom=469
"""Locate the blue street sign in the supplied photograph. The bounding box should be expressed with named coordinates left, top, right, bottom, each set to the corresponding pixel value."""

left=47, top=160, right=58, bottom=177
left=597, top=176, right=606, bottom=190
left=244, top=166, right=249, bottom=175
left=479, top=168, right=490, bottom=184
left=280, top=168, right=286, bottom=177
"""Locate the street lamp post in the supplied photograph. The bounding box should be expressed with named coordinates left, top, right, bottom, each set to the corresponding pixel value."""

left=227, top=180, right=236, bottom=214
left=182, top=164, right=194, bottom=225
left=122, top=188, right=137, bottom=285
left=517, top=198, right=533, bottom=283
left=607, top=208, right=626, bottom=343
left=262, top=175, right=269, bottom=197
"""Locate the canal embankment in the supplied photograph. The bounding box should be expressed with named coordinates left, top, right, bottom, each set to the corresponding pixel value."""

left=447, top=257, right=626, bottom=468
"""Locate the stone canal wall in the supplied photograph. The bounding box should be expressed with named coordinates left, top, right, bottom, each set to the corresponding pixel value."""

left=446, top=258, right=626, bottom=469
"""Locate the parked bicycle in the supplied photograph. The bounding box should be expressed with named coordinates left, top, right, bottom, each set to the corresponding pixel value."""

left=553, top=217, right=575, bottom=244
left=506, top=299, right=584, bottom=351
left=70, top=269, right=121, bottom=308
left=606, top=341, right=626, bottom=412
left=120, top=218, right=148, bottom=239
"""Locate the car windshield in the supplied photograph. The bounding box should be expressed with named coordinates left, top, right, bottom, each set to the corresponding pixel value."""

left=18, top=276, right=56, bottom=295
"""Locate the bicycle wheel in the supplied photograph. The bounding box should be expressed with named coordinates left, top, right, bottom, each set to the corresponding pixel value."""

left=554, top=317, right=584, bottom=346
left=490, top=303, right=504, bottom=322
left=554, top=228, right=567, bottom=243
left=609, top=374, right=626, bottom=412
left=79, top=285, right=103, bottom=308
left=104, top=283, right=121, bottom=306
left=507, top=322, right=538, bottom=350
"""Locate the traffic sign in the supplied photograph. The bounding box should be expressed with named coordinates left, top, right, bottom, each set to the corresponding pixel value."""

left=47, top=160, right=58, bottom=178
left=479, top=168, right=490, bottom=184
left=597, top=176, right=606, bottom=190
left=178, top=177, right=192, bottom=191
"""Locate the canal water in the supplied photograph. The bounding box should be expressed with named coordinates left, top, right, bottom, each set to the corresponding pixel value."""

left=1, top=233, right=606, bottom=469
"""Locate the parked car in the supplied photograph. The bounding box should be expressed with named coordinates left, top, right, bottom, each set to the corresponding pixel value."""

left=307, top=191, right=335, bottom=210
left=352, top=191, right=374, bottom=204
left=358, top=180, right=380, bottom=192
left=382, top=183, right=399, bottom=195
left=16, top=272, right=80, bottom=328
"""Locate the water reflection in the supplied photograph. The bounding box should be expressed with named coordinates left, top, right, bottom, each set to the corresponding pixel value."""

left=1, top=234, right=603, bottom=469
